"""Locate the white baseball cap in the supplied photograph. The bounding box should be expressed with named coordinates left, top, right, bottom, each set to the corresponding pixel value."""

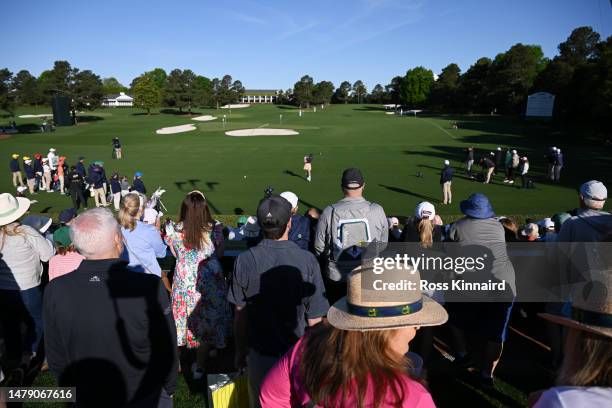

left=415, top=201, right=436, bottom=220
left=512, top=150, right=517, bottom=154
left=387, top=217, right=399, bottom=228
left=497, top=147, right=501, bottom=151
left=539, top=218, right=555, bottom=229
left=280, top=191, right=299, bottom=209
left=444, top=160, right=450, bottom=166
left=580, top=180, right=607, bottom=201
left=49, top=148, right=56, bottom=152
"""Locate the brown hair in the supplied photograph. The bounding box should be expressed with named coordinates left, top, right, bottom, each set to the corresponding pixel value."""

left=54, top=244, right=76, bottom=256
left=557, top=328, right=612, bottom=387
left=179, top=192, right=213, bottom=250
left=118, top=193, right=142, bottom=231
left=299, top=323, right=411, bottom=408
left=500, top=218, right=518, bottom=242
left=417, top=218, right=434, bottom=248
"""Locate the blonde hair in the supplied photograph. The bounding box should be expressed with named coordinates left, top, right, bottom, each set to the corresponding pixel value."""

left=557, top=328, right=612, bottom=387
left=0, top=224, right=25, bottom=252
left=118, top=193, right=142, bottom=231
left=417, top=218, right=434, bottom=248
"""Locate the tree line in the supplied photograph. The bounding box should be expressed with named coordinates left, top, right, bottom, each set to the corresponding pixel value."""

left=1, top=25, right=609, bottom=125
left=0, top=63, right=245, bottom=115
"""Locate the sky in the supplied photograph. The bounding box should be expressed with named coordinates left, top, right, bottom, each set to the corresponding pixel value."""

left=2, top=0, right=611, bottom=90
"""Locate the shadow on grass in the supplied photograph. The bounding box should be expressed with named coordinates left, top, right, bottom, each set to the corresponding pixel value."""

left=283, top=169, right=305, bottom=180
left=352, top=106, right=388, bottom=112
left=76, top=116, right=104, bottom=123
left=131, top=112, right=161, bottom=116
left=160, top=109, right=202, bottom=116
left=379, top=183, right=439, bottom=203
left=276, top=105, right=300, bottom=110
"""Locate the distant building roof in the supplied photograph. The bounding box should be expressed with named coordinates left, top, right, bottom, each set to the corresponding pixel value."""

left=243, top=89, right=278, bottom=96
left=103, top=92, right=133, bottom=100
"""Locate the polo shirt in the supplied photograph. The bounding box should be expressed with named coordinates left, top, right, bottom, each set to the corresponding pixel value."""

left=228, top=239, right=329, bottom=357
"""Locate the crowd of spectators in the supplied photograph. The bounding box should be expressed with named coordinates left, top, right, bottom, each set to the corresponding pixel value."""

left=0, top=164, right=610, bottom=408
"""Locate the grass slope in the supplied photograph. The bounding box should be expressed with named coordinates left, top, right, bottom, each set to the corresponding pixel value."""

left=2, top=104, right=610, bottom=219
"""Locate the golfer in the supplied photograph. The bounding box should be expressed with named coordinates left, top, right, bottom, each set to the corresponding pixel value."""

left=303, top=154, right=313, bottom=182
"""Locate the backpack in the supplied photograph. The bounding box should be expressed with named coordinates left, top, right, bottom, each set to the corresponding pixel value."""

left=326, top=202, right=378, bottom=279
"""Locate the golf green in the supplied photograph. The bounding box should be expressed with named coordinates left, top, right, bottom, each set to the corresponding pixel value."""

left=2, top=104, right=610, bottom=220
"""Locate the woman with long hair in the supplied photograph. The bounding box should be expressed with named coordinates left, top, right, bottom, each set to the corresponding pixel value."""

left=119, top=193, right=167, bottom=275
left=164, top=191, right=230, bottom=379
left=261, top=263, right=447, bottom=407
left=533, top=271, right=612, bottom=406
left=0, top=193, right=53, bottom=369
left=400, top=202, right=443, bottom=248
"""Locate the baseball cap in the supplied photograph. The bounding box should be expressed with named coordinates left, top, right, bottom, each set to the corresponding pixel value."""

left=512, top=150, right=517, bottom=154
left=444, top=160, right=450, bottom=166
left=135, top=171, right=143, bottom=177
left=388, top=217, right=399, bottom=228
left=237, top=215, right=248, bottom=226
left=551, top=212, right=571, bottom=228
left=49, top=148, right=56, bottom=152
left=53, top=226, right=72, bottom=247
left=21, top=215, right=52, bottom=233
left=522, top=223, right=539, bottom=238
left=415, top=201, right=436, bottom=220
left=59, top=208, right=77, bottom=224
left=11, top=153, right=19, bottom=159
left=94, top=161, right=104, bottom=166
left=341, top=168, right=364, bottom=189
left=257, top=195, right=292, bottom=230
left=579, top=180, right=607, bottom=201
left=280, top=191, right=299, bottom=209
left=538, top=218, right=555, bottom=229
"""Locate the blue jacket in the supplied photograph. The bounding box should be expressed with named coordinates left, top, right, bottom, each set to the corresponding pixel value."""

left=132, top=178, right=146, bottom=194
left=76, top=162, right=86, bottom=177
left=440, top=166, right=454, bottom=184
left=110, top=179, right=121, bottom=194
left=24, top=163, right=35, bottom=179
left=10, top=159, right=20, bottom=172
left=555, top=152, right=564, bottom=166
left=88, top=167, right=105, bottom=189
left=34, top=159, right=43, bottom=173
left=288, top=214, right=311, bottom=251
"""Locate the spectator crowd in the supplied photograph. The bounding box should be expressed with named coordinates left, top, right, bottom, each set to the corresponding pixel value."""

left=1, top=159, right=611, bottom=407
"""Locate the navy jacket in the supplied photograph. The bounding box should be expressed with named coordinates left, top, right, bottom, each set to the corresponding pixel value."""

left=76, top=162, right=86, bottom=177
left=440, top=166, right=454, bottom=184
left=555, top=153, right=564, bottom=166
left=88, top=168, right=105, bottom=189
left=24, top=163, right=35, bottom=179
left=10, top=159, right=20, bottom=172
left=110, top=179, right=121, bottom=194
left=288, top=214, right=311, bottom=251
left=34, top=159, right=43, bottom=173
left=133, top=178, right=146, bottom=194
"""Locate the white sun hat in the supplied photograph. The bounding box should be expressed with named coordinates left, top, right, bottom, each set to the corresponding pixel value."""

left=0, top=193, right=31, bottom=226
left=280, top=191, right=299, bottom=209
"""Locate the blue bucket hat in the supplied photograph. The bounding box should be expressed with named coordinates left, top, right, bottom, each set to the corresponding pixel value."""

left=460, top=193, right=495, bottom=219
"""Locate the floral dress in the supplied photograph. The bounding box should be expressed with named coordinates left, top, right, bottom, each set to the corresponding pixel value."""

left=164, top=221, right=231, bottom=349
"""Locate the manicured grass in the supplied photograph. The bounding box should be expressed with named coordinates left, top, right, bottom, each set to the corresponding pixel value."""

left=2, top=104, right=610, bottom=220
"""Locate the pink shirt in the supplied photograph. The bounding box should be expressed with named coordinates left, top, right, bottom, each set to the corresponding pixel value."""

left=260, top=338, right=436, bottom=408
left=49, top=252, right=85, bottom=281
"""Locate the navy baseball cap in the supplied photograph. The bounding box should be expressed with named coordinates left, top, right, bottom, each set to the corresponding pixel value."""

left=59, top=208, right=77, bottom=224
left=257, top=196, right=291, bottom=230
left=341, top=168, right=364, bottom=189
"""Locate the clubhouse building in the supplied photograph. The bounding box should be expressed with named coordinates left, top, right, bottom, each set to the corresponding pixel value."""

left=240, top=89, right=278, bottom=104
left=102, top=92, right=134, bottom=107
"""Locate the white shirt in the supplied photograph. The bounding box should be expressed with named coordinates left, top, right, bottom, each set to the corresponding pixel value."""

left=534, top=386, right=612, bottom=408
left=43, top=163, right=51, bottom=173
left=47, top=152, right=57, bottom=170
left=0, top=224, right=54, bottom=290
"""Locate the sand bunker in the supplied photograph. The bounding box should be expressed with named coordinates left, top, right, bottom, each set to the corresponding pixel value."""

left=220, top=104, right=250, bottom=109
left=156, top=124, right=197, bottom=134
left=18, top=114, right=52, bottom=118
left=192, top=115, right=217, bottom=122
left=225, top=128, right=299, bottom=137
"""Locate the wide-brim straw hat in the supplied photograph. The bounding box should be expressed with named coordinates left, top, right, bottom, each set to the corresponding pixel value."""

left=0, top=193, right=31, bottom=226
left=328, top=261, right=448, bottom=331
left=539, top=269, right=612, bottom=339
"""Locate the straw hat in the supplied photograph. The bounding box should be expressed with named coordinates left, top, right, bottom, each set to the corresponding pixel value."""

left=540, top=269, right=612, bottom=339
left=0, top=193, right=31, bottom=226
left=327, top=261, right=448, bottom=331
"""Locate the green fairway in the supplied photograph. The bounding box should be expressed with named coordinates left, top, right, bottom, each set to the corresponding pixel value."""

left=2, top=104, right=610, bottom=219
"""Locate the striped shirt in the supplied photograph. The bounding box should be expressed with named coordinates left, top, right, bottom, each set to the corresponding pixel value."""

left=49, top=252, right=85, bottom=281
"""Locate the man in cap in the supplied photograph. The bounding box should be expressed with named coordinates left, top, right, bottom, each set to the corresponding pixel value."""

left=440, top=160, right=454, bottom=204
left=314, top=168, right=388, bottom=303
left=33, top=153, right=44, bottom=190
left=133, top=171, right=146, bottom=195
left=545, top=147, right=557, bottom=180
left=87, top=162, right=107, bottom=207
left=75, top=157, right=86, bottom=178
left=480, top=155, right=496, bottom=184
left=10, top=153, right=24, bottom=188
left=47, top=148, right=58, bottom=173
left=557, top=181, right=612, bottom=242
left=67, top=165, right=87, bottom=210
left=23, top=156, right=36, bottom=194
left=464, top=147, right=475, bottom=178
left=228, top=196, right=328, bottom=408
left=495, top=147, right=504, bottom=173
left=280, top=191, right=311, bottom=250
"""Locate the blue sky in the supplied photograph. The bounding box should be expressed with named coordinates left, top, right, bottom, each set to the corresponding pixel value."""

left=2, top=0, right=611, bottom=90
